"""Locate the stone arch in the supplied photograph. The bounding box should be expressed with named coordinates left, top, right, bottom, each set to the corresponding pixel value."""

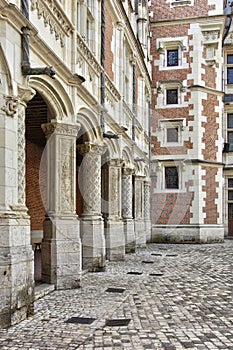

left=29, top=76, right=75, bottom=122
left=77, top=107, right=102, bottom=143
left=0, top=43, right=13, bottom=96
left=103, top=137, right=121, bottom=160
left=122, top=147, right=134, bottom=168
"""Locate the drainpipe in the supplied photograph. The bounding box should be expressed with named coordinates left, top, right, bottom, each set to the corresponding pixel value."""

left=21, top=0, right=56, bottom=78
left=100, top=0, right=119, bottom=139
left=132, top=58, right=136, bottom=141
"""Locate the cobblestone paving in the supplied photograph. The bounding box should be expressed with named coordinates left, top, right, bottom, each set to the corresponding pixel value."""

left=1, top=241, right=233, bottom=349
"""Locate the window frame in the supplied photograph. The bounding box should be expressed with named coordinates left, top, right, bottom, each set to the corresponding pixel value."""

left=164, top=166, right=179, bottom=189
left=158, top=119, right=184, bottom=147
left=227, top=54, right=233, bottom=85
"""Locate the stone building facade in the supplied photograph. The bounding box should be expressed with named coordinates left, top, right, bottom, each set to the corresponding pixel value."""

left=150, top=0, right=226, bottom=243
left=0, top=0, right=151, bottom=327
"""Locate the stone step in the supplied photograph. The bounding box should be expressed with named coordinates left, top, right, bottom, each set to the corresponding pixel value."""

left=34, top=283, right=55, bottom=301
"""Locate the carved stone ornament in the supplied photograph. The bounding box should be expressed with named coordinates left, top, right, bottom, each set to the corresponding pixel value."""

left=77, top=142, right=107, bottom=156
left=42, top=122, right=80, bottom=138
left=1, top=95, right=19, bottom=117
left=18, top=85, right=36, bottom=106
left=30, top=0, right=74, bottom=47
left=202, top=30, right=220, bottom=42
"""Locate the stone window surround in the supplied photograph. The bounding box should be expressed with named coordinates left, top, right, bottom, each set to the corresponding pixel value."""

left=156, top=38, right=187, bottom=70
left=158, top=118, right=185, bottom=147
left=153, top=160, right=186, bottom=193
left=156, top=80, right=186, bottom=108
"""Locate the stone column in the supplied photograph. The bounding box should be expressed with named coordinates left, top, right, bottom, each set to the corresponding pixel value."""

left=78, top=142, right=106, bottom=271
left=104, top=159, right=125, bottom=261
left=122, top=166, right=135, bottom=253
left=144, top=178, right=152, bottom=243
left=134, top=175, right=146, bottom=247
left=0, top=86, right=35, bottom=327
left=41, top=121, right=81, bottom=290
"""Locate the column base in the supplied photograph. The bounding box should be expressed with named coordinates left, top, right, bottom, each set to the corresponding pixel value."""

left=151, top=224, right=225, bottom=243
left=80, top=217, right=106, bottom=271
left=123, top=219, right=136, bottom=253
left=134, top=219, right=147, bottom=248
left=0, top=215, right=34, bottom=328
left=42, top=216, right=81, bottom=289
left=145, top=219, right=152, bottom=243
left=105, top=219, right=125, bottom=261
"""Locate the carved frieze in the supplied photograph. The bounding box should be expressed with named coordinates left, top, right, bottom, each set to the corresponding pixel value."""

left=76, top=33, right=102, bottom=75
left=31, top=0, right=74, bottom=47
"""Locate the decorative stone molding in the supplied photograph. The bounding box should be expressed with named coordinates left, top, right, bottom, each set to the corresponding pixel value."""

left=78, top=142, right=106, bottom=156
left=202, top=30, right=220, bottom=43
left=30, top=0, right=74, bottom=47
left=1, top=95, right=19, bottom=117
left=122, top=167, right=134, bottom=219
left=42, top=121, right=80, bottom=138
left=78, top=143, right=106, bottom=216
left=144, top=180, right=151, bottom=220
left=17, top=86, right=36, bottom=208
left=76, top=32, right=102, bottom=75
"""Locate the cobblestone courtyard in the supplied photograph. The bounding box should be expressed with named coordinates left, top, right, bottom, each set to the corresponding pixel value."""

left=1, top=240, right=233, bottom=350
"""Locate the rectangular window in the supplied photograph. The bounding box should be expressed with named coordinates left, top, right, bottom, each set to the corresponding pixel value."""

left=229, top=179, right=233, bottom=188
left=165, top=166, right=179, bottom=189
left=227, top=55, right=233, bottom=84
left=167, top=127, right=179, bottom=143
left=167, top=49, right=178, bottom=67
left=228, top=114, right=233, bottom=128
left=166, top=89, right=178, bottom=104
left=227, top=68, right=233, bottom=84
left=228, top=191, right=233, bottom=200
left=228, top=131, right=233, bottom=144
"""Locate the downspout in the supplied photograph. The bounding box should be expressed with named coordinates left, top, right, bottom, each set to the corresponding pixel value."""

left=132, top=57, right=136, bottom=141
left=20, top=0, right=56, bottom=78
left=100, top=0, right=119, bottom=139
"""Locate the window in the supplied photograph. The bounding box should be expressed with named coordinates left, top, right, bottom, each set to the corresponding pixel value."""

left=229, top=179, right=233, bottom=188
left=167, top=49, right=178, bottom=66
left=227, top=114, right=233, bottom=151
left=165, top=166, right=179, bottom=189
left=167, top=127, right=179, bottom=143
left=158, top=119, right=184, bottom=146
left=166, top=89, right=178, bottom=104
left=227, top=55, right=233, bottom=84
left=228, top=191, right=233, bottom=200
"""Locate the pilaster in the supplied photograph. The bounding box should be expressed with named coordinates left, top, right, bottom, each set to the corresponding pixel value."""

left=41, top=121, right=81, bottom=289
left=122, top=166, right=135, bottom=253
left=104, top=159, right=125, bottom=261
left=144, top=178, right=152, bottom=243
left=0, top=86, right=35, bottom=327
left=134, top=175, right=146, bottom=247
left=78, top=142, right=106, bottom=271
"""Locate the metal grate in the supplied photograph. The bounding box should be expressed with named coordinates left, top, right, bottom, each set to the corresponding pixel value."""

left=105, top=287, right=125, bottom=293
left=127, top=271, right=143, bottom=275
left=66, top=317, right=96, bottom=324
left=105, top=318, right=131, bottom=327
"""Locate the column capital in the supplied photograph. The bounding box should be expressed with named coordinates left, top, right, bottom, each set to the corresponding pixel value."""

left=108, top=159, right=124, bottom=167
left=122, top=166, right=134, bottom=176
left=77, top=142, right=107, bottom=156
left=42, top=121, right=81, bottom=139
left=18, top=85, right=36, bottom=106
